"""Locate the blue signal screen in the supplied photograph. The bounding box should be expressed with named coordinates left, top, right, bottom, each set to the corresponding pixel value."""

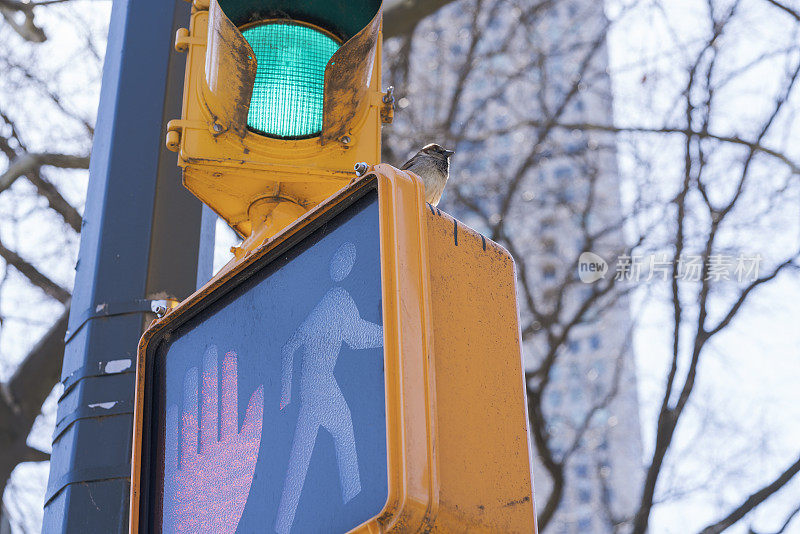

left=147, top=191, right=387, bottom=533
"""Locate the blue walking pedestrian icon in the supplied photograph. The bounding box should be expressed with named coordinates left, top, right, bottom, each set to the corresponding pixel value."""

left=275, top=242, right=384, bottom=534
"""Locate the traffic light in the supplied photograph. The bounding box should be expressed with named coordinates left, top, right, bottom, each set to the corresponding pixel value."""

left=130, top=168, right=537, bottom=532
left=166, top=0, right=390, bottom=239
left=135, top=0, right=537, bottom=530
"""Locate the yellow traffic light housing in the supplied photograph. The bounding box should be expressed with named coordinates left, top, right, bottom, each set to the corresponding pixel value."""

left=131, top=167, right=537, bottom=533
left=167, top=0, right=388, bottom=239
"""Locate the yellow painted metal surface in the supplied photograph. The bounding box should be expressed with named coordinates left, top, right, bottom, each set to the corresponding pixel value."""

left=370, top=164, right=439, bottom=532
left=168, top=0, right=384, bottom=238
left=424, top=207, right=537, bottom=533
left=130, top=167, right=536, bottom=533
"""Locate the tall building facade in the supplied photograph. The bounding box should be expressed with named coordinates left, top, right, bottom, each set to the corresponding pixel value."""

left=383, top=1, right=644, bottom=532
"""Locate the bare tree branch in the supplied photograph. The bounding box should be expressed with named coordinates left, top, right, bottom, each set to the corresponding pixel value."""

left=0, top=152, right=90, bottom=195
left=748, top=502, right=800, bottom=534
left=698, top=452, right=800, bottom=534
left=6, top=305, right=68, bottom=430
left=21, top=446, right=48, bottom=463
left=0, top=238, right=71, bottom=303
left=633, top=5, right=746, bottom=530
left=763, top=0, right=800, bottom=21
left=525, top=386, right=564, bottom=528
left=0, top=307, right=67, bottom=512
left=0, top=1, right=45, bottom=42
left=466, top=121, right=800, bottom=175
left=491, top=15, right=614, bottom=242
left=706, top=256, right=799, bottom=337
left=561, top=349, right=626, bottom=461
left=383, top=0, right=458, bottom=39
left=25, top=171, right=83, bottom=232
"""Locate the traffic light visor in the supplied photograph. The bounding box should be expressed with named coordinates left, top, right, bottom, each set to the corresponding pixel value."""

left=243, top=22, right=340, bottom=138
left=199, top=0, right=382, bottom=145
left=219, top=0, right=380, bottom=40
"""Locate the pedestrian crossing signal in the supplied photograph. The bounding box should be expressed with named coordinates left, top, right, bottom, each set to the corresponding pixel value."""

left=130, top=167, right=537, bottom=533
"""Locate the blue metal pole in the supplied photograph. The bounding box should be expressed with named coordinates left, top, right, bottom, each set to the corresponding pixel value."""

left=43, top=0, right=202, bottom=531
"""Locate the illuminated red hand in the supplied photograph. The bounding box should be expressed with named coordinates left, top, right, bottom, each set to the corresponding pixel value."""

left=163, top=346, right=263, bottom=533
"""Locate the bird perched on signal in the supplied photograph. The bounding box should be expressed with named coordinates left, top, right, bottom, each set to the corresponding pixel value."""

left=401, top=143, right=455, bottom=206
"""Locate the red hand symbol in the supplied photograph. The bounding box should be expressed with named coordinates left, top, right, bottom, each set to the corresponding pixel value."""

left=163, top=346, right=263, bottom=533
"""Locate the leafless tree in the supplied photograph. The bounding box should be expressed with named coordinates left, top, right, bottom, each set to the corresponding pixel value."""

left=0, top=0, right=100, bottom=528
left=383, top=0, right=800, bottom=532
left=3, top=0, right=800, bottom=532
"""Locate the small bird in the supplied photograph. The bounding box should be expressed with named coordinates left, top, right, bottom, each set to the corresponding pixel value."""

left=401, top=143, right=455, bottom=206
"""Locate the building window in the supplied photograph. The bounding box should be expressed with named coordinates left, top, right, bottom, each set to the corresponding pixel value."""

left=568, top=339, right=580, bottom=353
left=565, top=140, right=587, bottom=155
left=589, top=335, right=601, bottom=350
left=544, top=265, right=556, bottom=280
left=554, top=166, right=572, bottom=180
left=602, top=485, right=613, bottom=504
left=577, top=487, right=592, bottom=504
left=556, top=186, right=575, bottom=203
left=569, top=362, right=581, bottom=380
left=567, top=2, right=579, bottom=16
left=574, top=463, right=589, bottom=478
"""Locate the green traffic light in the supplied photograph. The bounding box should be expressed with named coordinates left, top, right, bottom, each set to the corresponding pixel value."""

left=242, top=22, right=340, bottom=139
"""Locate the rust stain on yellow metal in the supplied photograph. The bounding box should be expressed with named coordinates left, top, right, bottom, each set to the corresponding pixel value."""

left=321, top=6, right=382, bottom=144
left=168, top=0, right=383, bottom=239
left=203, top=0, right=256, bottom=139
left=129, top=167, right=536, bottom=533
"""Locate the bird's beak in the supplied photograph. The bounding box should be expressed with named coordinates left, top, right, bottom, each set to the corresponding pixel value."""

left=443, top=149, right=455, bottom=157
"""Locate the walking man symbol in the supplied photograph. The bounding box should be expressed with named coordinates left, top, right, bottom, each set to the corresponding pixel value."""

left=275, top=242, right=384, bottom=534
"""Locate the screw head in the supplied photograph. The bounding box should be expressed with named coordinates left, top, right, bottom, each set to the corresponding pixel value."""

left=340, top=135, right=351, bottom=145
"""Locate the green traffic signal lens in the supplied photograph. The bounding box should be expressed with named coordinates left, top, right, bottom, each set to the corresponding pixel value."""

left=242, top=22, right=340, bottom=139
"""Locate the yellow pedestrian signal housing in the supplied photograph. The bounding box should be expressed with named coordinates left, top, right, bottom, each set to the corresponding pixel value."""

left=167, top=0, right=389, bottom=239
left=130, top=168, right=537, bottom=533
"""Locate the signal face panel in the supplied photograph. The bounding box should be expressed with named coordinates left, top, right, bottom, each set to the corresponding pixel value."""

left=144, top=192, right=387, bottom=533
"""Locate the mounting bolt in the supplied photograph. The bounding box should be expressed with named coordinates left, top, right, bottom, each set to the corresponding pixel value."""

left=382, top=85, right=395, bottom=105
left=339, top=135, right=351, bottom=145
left=150, top=299, right=177, bottom=319
left=354, top=162, right=369, bottom=176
